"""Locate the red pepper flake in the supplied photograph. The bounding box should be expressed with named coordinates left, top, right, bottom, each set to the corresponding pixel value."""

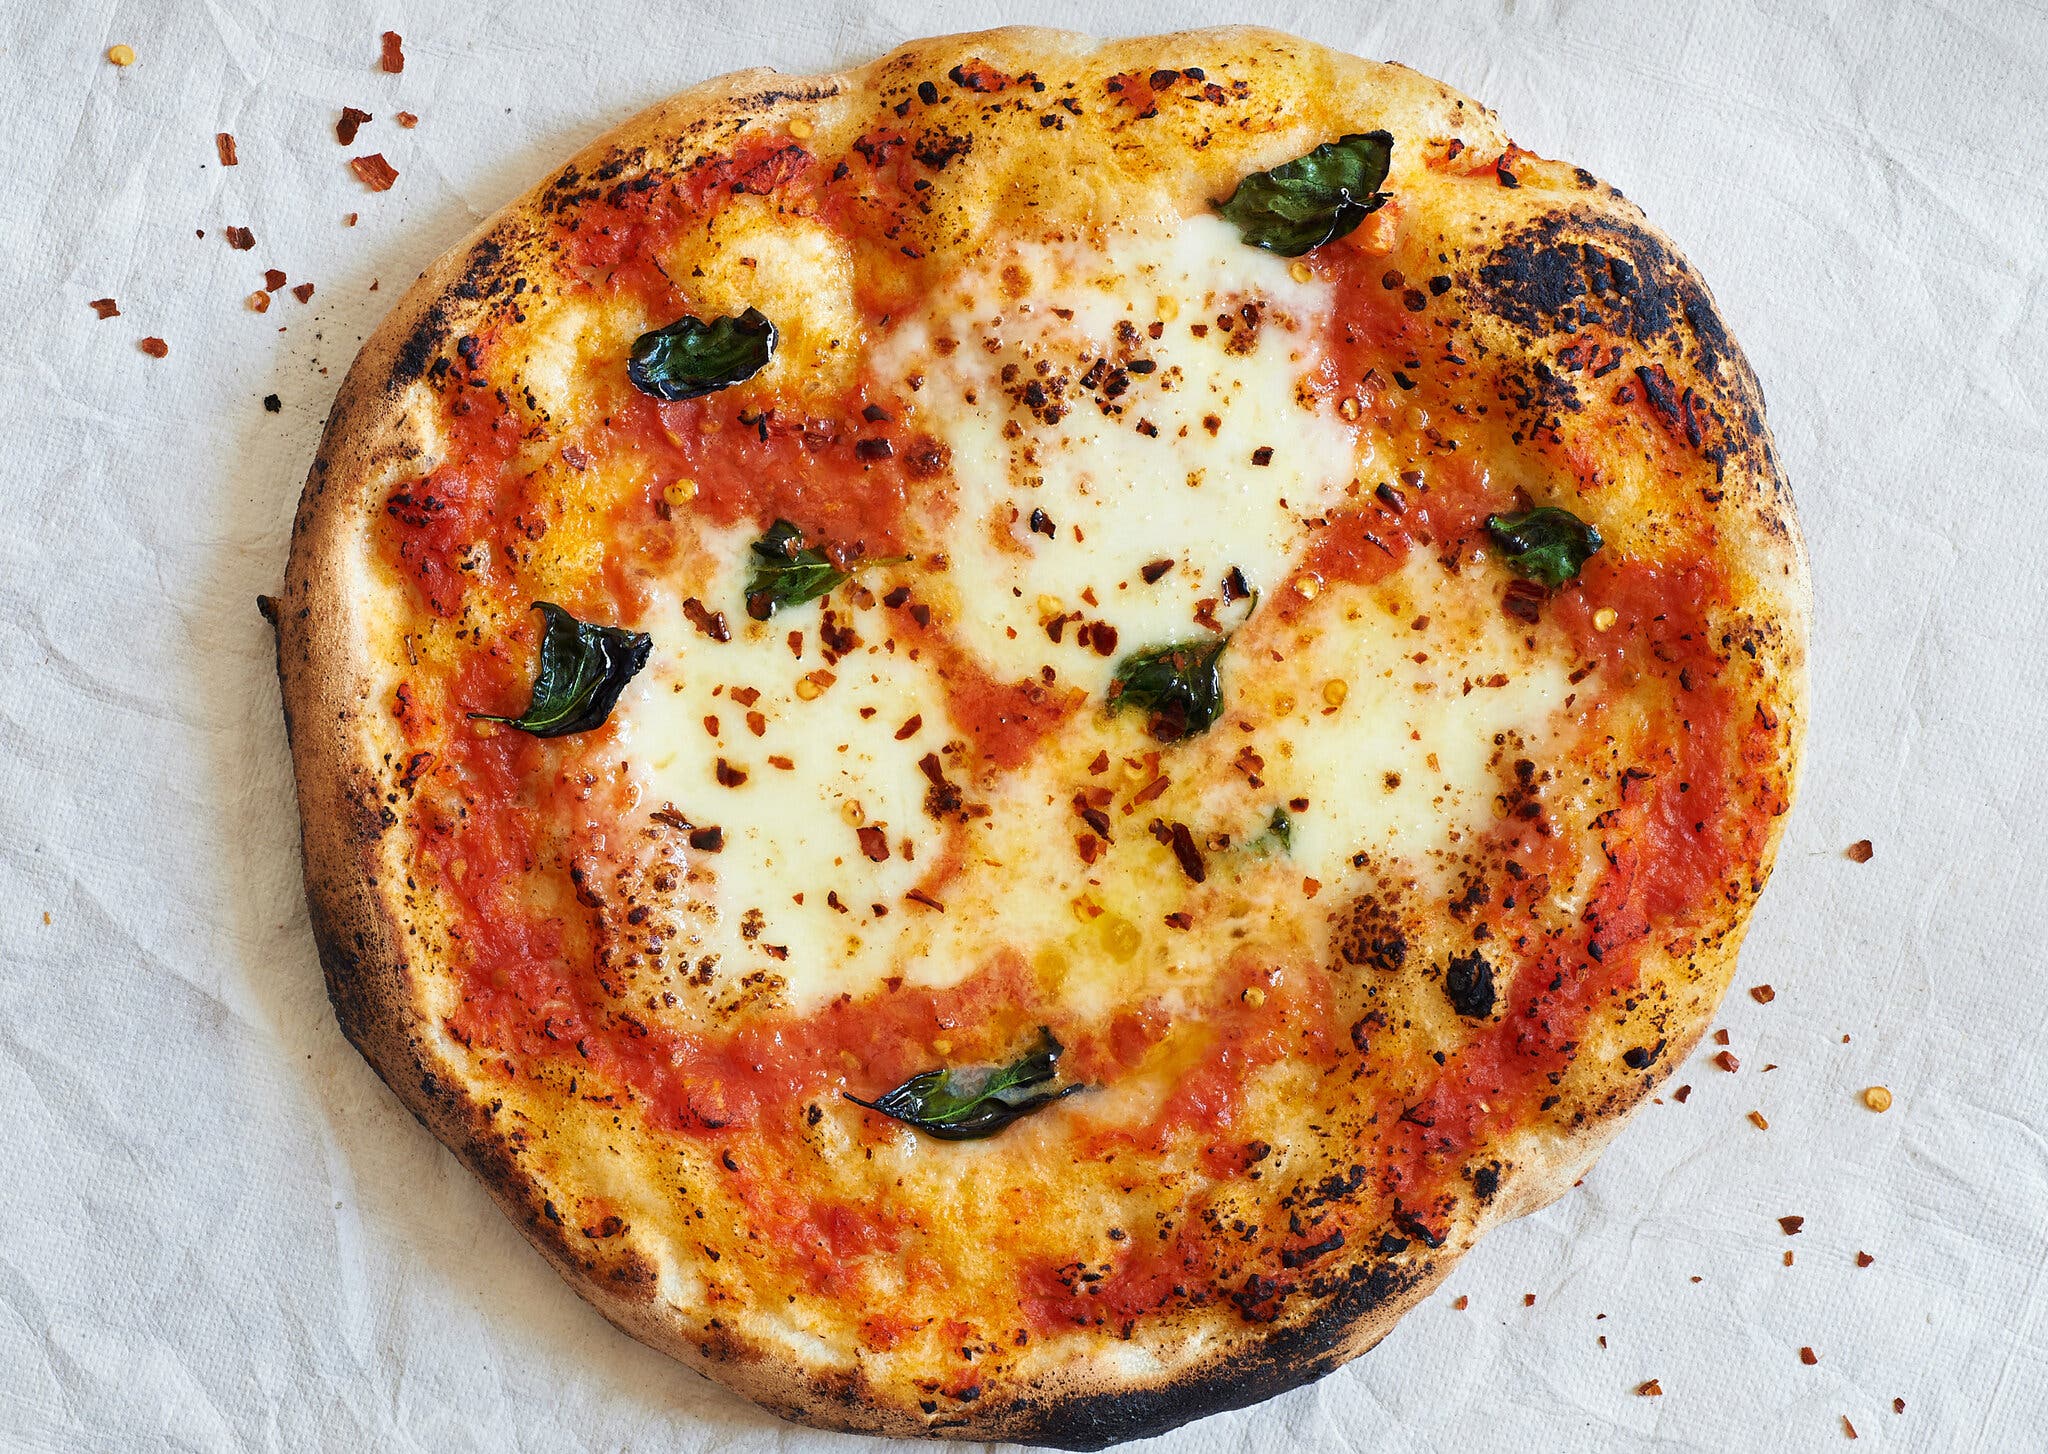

left=263, top=268, right=287, bottom=291
left=1087, top=750, right=1110, bottom=774
left=1750, top=984, right=1776, bottom=1003
left=1714, top=1050, right=1740, bottom=1072
left=1856, top=1251, right=1874, bottom=1267
left=1672, top=1084, right=1692, bottom=1103
left=1783, top=1251, right=1795, bottom=1266
left=88, top=298, right=119, bottom=319
left=1163, top=821, right=1205, bottom=882
left=1846, top=838, right=1874, bottom=863
left=682, top=597, right=731, bottom=642
left=1523, top=1294, right=1536, bottom=1307
left=1892, top=1398, right=1904, bottom=1414
left=857, top=825, right=890, bottom=862
left=767, top=754, right=793, bottom=770
left=1713, top=1028, right=1731, bottom=1045
left=396, top=110, right=418, bottom=128
left=688, top=826, right=724, bottom=852
left=214, top=132, right=238, bottom=166
left=225, top=226, right=256, bottom=250
left=246, top=291, right=270, bottom=312
left=1451, top=1295, right=1468, bottom=1310
left=1163, top=911, right=1192, bottom=930
left=344, top=212, right=359, bottom=226
left=1636, top=1380, right=1663, bottom=1397
left=1302, top=877, right=1320, bottom=898
left=894, top=714, right=923, bottom=740
left=1842, top=1415, right=1857, bottom=1439
left=1779, top=1215, right=1805, bottom=1236
left=139, top=337, right=168, bottom=358
left=379, top=30, right=404, bottom=73
left=337, top=106, right=372, bottom=144
left=1799, top=1347, right=1818, bottom=1365
left=291, top=282, right=315, bottom=303
left=715, top=758, right=748, bottom=787
left=906, top=888, right=945, bottom=912
left=350, top=153, right=399, bottom=191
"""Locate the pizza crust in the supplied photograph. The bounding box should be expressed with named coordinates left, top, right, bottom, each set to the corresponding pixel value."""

left=273, top=26, right=1807, bottom=1446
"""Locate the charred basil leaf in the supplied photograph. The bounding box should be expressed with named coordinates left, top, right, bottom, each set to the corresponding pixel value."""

left=1107, top=636, right=1229, bottom=743
left=1444, top=951, right=1497, bottom=1019
left=743, top=518, right=907, bottom=620
left=468, top=602, right=651, bottom=737
left=847, top=1027, right=1081, bottom=1140
left=1485, top=506, right=1603, bottom=587
left=1215, top=132, right=1394, bottom=256
left=627, top=307, right=777, bottom=401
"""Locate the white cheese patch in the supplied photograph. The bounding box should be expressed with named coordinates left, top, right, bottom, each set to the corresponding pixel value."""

left=623, top=535, right=955, bottom=1009
left=869, top=215, right=1363, bottom=696
left=610, top=214, right=1576, bottom=1017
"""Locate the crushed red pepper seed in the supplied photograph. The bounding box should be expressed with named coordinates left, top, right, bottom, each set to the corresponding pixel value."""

left=1847, top=839, right=1874, bottom=862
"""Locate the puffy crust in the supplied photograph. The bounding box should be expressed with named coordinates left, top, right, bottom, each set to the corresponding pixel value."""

left=273, top=26, right=1807, bottom=1447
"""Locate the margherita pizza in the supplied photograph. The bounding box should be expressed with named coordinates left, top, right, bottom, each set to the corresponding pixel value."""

left=272, top=26, right=1807, bottom=1446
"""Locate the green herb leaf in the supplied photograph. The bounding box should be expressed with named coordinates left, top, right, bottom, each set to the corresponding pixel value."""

left=468, top=602, right=651, bottom=737
left=1214, top=132, right=1394, bottom=256
left=1247, top=807, right=1293, bottom=856
left=627, top=307, right=777, bottom=401
left=847, top=1027, right=1081, bottom=1140
left=743, top=518, right=906, bottom=620
left=1485, top=506, right=1604, bottom=587
left=1107, top=636, right=1229, bottom=743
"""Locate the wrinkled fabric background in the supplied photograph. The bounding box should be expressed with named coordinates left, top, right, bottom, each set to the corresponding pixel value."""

left=2, top=1, right=2044, bottom=1449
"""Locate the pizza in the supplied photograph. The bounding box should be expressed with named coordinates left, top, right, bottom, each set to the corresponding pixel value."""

left=271, top=25, right=1807, bottom=1446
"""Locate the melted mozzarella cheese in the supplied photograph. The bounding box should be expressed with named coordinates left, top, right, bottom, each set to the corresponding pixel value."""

left=870, top=216, right=1361, bottom=695
left=624, top=536, right=958, bottom=1009
left=615, top=213, right=1573, bottom=1016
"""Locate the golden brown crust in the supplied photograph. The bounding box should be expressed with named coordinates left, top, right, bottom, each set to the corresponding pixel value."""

left=275, top=26, right=1807, bottom=1446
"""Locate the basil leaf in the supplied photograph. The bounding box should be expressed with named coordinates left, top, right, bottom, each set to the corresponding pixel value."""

left=1247, top=807, right=1293, bottom=856
left=468, top=602, right=651, bottom=737
left=847, top=1027, right=1081, bottom=1141
left=627, top=307, right=777, bottom=401
left=743, top=518, right=907, bottom=621
left=1215, top=132, right=1394, bottom=256
left=1107, top=636, right=1229, bottom=743
left=1485, top=506, right=1603, bottom=587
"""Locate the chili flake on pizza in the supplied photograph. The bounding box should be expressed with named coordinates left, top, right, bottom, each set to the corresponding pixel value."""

left=271, top=25, right=1807, bottom=1447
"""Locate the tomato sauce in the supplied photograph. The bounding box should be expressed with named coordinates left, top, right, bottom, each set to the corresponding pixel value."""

left=373, top=130, right=1779, bottom=1340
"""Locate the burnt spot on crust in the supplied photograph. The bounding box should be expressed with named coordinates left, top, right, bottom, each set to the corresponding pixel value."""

left=1004, top=1258, right=1426, bottom=1450
left=1468, top=1160, right=1502, bottom=1202
left=1464, top=204, right=1775, bottom=484
left=1474, top=209, right=1727, bottom=375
